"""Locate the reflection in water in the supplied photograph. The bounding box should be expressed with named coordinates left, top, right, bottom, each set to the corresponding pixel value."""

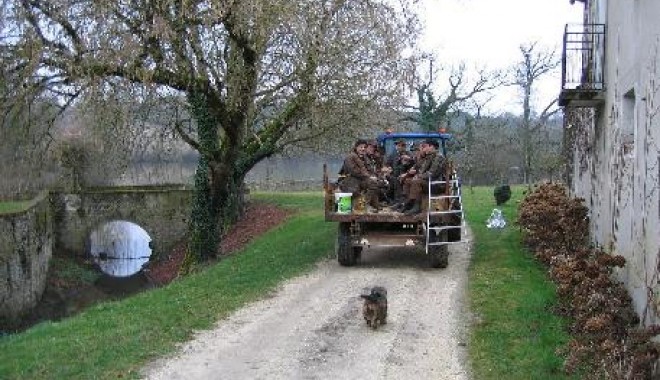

left=89, top=221, right=152, bottom=277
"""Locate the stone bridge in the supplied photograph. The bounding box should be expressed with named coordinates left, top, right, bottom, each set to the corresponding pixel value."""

left=51, top=185, right=192, bottom=258
left=1, top=185, right=193, bottom=323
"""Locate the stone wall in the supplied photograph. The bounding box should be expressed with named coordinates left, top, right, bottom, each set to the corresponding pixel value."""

left=51, top=185, right=193, bottom=260
left=0, top=191, right=52, bottom=322
left=1, top=186, right=193, bottom=322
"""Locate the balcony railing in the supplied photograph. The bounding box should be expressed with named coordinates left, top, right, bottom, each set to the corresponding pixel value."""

left=559, top=23, right=606, bottom=107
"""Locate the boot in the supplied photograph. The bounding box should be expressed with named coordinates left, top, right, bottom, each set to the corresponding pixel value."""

left=403, top=200, right=422, bottom=215
left=368, top=193, right=381, bottom=213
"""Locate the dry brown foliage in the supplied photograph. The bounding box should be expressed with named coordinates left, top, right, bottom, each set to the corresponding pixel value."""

left=518, top=182, right=589, bottom=252
left=518, top=182, right=660, bottom=379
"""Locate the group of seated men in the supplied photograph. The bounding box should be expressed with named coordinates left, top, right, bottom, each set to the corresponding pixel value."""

left=338, top=138, right=447, bottom=215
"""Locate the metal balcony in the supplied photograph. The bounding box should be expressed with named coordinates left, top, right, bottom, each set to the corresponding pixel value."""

left=559, top=23, right=606, bottom=107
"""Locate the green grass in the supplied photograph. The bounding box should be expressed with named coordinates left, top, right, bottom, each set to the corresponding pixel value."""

left=464, top=186, right=575, bottom=380
left=0, top=192, right=334, bottom=379
left=252, top=191, right=325, bottom=210
left=48, top=257, right=101, bottom=286
left=1, top=190, right=574, bottom=379
left=0, top=200, right=31, bottom=214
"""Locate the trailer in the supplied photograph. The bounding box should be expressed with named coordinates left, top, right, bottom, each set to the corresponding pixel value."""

left=323, top=132, right=467, bottom=268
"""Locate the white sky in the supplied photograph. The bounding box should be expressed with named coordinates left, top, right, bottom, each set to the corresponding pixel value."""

left=418, top=0, right=585, bottom=115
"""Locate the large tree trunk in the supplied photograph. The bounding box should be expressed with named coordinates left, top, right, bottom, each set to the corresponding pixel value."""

left=182, top=93, right=248, bottom=269
left=187, top=157, right=219, bottom=263
left=209, top=162, right=247, bottom=233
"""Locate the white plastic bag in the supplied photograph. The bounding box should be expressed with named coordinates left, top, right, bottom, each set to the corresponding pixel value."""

left=486, top=208, right=506, bottom=229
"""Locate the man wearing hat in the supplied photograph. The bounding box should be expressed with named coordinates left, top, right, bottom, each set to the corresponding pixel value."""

left=398, top=139, right=446, bottom=215
left=338, top=139, right=382, bottom=211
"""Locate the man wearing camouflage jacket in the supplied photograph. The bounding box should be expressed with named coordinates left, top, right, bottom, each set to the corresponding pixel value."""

left=398, top=139, right=446, bottom=215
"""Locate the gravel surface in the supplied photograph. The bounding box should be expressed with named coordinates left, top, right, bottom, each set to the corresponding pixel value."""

left=143, top=238, right=472, bottom=380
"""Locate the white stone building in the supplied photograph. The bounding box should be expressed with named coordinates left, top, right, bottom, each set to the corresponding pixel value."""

left=560, top=0, right=660, bottom=324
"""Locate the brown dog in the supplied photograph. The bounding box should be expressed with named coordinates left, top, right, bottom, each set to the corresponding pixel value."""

left=360, top=286, right=387, bottom=329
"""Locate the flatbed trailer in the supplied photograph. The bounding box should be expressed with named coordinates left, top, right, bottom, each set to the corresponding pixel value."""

left=323, top=162, right=466, bottom=268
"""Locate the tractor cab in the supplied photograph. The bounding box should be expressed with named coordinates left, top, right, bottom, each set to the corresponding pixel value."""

left=376, top=131, right=453, bottom=157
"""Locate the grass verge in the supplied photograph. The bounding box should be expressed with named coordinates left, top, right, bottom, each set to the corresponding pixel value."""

left=0, top=192, right=334, bottom=379
left=48, top=257, right=101, bottom=286
left=463, top=186, right=576, bottom=379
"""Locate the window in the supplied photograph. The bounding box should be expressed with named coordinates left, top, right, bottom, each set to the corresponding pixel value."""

left=622, top=89, right=635, bottom=156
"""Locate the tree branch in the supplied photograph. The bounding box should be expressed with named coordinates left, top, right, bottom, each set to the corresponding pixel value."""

left=173, top=118, right=203, bottom=155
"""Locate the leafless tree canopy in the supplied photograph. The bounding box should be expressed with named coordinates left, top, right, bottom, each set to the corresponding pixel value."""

left=405, top=55, right=506, bottom=133
left=511, top=42, right=562, bottom=184
left=3, top=0, right=421, bottom=167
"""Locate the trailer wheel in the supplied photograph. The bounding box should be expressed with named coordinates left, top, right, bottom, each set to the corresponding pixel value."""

left=428, top=229, right=449, bottom=268
left=353, top=246, right=363, bottom=263
left=429, top=245, right=449, bottom=268
left=337, top=222, right=356, bottom=266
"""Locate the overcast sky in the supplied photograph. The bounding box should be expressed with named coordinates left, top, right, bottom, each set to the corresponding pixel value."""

left=418, top=0, right=584, bottom=115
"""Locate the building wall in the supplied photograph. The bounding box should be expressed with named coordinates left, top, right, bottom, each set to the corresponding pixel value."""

left=571, top=0, right=660, bottom=324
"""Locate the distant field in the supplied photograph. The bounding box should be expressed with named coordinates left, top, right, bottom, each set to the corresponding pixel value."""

left=0, top=201, right=31, bottom=214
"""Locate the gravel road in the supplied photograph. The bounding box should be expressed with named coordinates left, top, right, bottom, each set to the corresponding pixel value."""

left=143, top=239, right=472, bottom=380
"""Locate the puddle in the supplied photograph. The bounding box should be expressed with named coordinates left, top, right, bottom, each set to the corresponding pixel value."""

left=89, top=221, right=153, bottom=277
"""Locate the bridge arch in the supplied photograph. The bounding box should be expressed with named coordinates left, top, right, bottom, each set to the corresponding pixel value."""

left=88, top=220, right=153, bottom=277
left=52, top=186, right=192, bottom=263
left=1, top=186, right=193, bottom=322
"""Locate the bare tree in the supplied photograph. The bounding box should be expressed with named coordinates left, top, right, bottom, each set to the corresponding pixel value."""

left=460, top=112, right=521, bottom=186
left=0, top=69, right=60, bottom=197
left=409, top=60, right=505, bottom=132
left=3, top=0, right=420, bottom=262
left=456, top=99, right=488, bottom=190
left=512, top=42, right=561, bottom=185
left=0, top=104, right=58, bottom=197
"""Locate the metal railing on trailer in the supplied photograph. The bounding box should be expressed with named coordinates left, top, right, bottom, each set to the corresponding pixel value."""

left=425, top=173, right=468, bottom=254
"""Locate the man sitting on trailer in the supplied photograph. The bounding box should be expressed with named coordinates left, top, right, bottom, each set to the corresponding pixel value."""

left=338, top=139, right=382, bottom=212
left=385, top=139, right=414, bottom=203
left=397, top=139, right=446, bottom=215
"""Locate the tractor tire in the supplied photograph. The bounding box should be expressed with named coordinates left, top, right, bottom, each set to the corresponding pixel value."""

left=337, top=222, right=356, bottom=266
left=353, top=246, right=363, bottom=263
left=429, top=244, right=449, bottom=268
left=428, top=228, right=449, bottom=268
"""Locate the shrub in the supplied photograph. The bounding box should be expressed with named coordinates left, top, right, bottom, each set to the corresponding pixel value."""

left=518, top=182, right=660, bottom=379
left=493, top=184, right=511, bottom=205
left=518, top=182, right=589, bottom=252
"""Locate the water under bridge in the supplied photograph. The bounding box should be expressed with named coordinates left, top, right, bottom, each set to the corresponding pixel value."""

left=0, top=185, right=193, bottom=322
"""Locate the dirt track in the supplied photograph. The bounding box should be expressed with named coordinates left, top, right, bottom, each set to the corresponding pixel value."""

left=143, top=240, right=471, bottom=380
